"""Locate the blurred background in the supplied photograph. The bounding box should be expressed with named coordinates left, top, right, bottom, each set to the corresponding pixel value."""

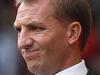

left=0, top=0, right=100, bottom=75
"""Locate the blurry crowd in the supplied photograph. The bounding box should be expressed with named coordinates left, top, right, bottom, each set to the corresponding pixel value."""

left=0, top=0, right=100, bottom=75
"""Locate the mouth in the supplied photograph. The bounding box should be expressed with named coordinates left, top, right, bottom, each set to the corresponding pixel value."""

left=21, top=48, right=41, bottom=60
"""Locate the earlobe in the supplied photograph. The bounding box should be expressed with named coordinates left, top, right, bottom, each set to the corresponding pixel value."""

left=67, top=22, right=82, bottom=45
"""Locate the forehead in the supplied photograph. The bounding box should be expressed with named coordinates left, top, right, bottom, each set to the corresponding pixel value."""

left=17, top=0, right=53, bottom=14
left=15, top=0, right=54, bottom=26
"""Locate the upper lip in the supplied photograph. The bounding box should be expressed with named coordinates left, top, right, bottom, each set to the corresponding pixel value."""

left=21, top=48, right=41, bottom=60
left=21, top=48, right=40, bottom=54
left=20, top=42, right=41, bottom=54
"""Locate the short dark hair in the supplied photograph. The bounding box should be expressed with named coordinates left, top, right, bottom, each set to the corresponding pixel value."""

left=51, top=0, right=92, bottom=49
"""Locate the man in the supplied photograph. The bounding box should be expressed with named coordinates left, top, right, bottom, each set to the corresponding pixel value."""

left=14, top=0, right=96, bottom=75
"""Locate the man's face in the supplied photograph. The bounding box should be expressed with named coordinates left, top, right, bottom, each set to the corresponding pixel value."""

left=14, top=0, right=70, bottom=75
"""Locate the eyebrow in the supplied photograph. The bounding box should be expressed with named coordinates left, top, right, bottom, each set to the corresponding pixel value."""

left=26, top=21, right=44, bottom=27
left=14, top=21, right=44, bottom=28
left=13, top=21, right=44, bottom=33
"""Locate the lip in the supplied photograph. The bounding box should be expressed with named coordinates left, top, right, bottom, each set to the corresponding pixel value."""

left=22, top=49, right=41, bottom=60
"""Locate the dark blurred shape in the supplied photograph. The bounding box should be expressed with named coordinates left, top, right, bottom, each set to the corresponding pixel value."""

left=83, top=0, right=100, bottom=75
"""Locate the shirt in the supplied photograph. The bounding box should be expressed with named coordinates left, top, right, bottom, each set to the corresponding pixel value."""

left=55, top=60, right=88, bottom=75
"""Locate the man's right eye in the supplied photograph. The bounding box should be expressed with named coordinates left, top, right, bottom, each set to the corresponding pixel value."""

left=16, top=27, right=21, bottom=33
left=15, top=27, right=21, bottom=37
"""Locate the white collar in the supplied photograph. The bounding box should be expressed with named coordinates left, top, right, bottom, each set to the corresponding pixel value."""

left=55, top=60, right=88, bottom=75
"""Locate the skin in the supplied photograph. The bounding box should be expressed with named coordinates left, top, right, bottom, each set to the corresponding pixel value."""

left=14, top=0, right=82, bottom=75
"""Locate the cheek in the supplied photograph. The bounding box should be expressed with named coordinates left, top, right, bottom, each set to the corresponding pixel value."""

left=17, top=37, right=25, bottom=50
left=17, top=37, right=21, bottom=49
left=33, top=31, right=67, bottom=56
left=33, top=34, right=53, bottom=51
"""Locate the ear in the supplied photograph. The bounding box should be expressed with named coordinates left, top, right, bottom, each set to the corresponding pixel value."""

left=66, top=22, right=82, bottom=45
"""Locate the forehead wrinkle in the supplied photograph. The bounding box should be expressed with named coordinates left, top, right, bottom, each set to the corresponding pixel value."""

left=15, top=10, right=44, bottom=27
left=15, top=0, right=55, bottom=27
left=17, top=0, right=54, bottom=16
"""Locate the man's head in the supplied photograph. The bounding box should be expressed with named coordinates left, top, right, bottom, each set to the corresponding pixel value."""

left=14, top=0, right=92, bottom=75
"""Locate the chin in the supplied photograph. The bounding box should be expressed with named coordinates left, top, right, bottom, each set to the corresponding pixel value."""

left=27, top=62, right=51, bottom=75
left=26, top=62, right=42, bottom=75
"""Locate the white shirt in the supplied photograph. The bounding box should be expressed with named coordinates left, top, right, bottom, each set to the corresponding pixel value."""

left=55, top=60, right=88, bottom=75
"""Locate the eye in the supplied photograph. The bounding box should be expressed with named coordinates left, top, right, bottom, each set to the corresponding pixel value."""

left=16, top=27, right=21, bottom=33
left=14, top=27, right=21, bottom=37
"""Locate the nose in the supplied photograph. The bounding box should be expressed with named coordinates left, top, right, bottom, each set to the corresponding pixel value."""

left=18, top=37, right=34, bottom=51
